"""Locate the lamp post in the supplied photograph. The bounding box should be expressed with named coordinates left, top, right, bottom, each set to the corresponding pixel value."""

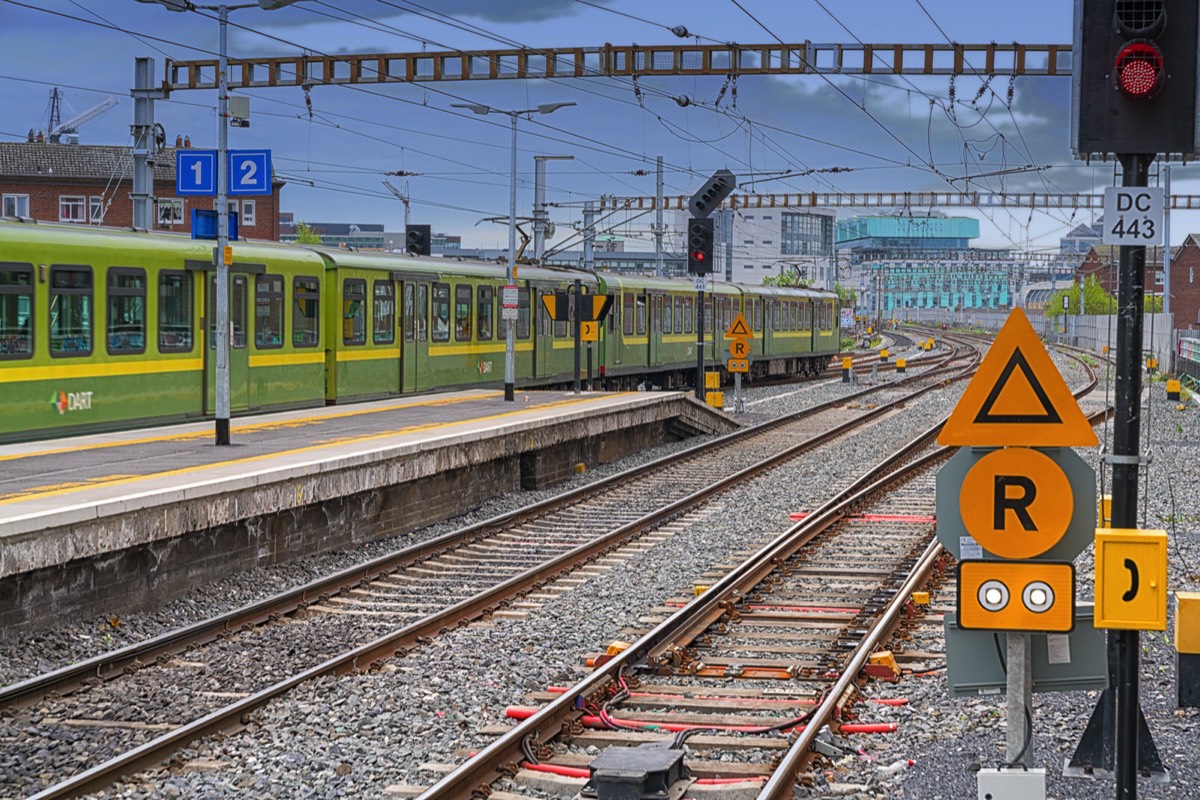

left=451, top=102, right=576, bottom=401
left=137, top=0, right=305, bottom=445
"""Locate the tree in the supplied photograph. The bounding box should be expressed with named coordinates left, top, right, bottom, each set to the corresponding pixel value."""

left=833, top=282, right=857, bottom=307
left=762, top=266, right=813, bottom=288
left=1046, top=276, right=1116, bottom=317
left=294, top=221, right=321, bottom=245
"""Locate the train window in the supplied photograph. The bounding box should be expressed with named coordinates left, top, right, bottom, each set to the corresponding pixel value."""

left=49, top=266, right=92, bottom=357
left=0, top=264, right=34, bottom=359
left=403, top=284, right=415, bottom=343
left=157, top=271, right=192, bottom=353
left=703, top=298, right=712, bottom=333
left=292, top=276, right=320, bottom=348
left=373, top=280, right=395, bottom=345
left=554, top=292, right=569, bottom=338
left=477, top=286, right=493, bottom=342
left=772, top=300, right=781, bottom=331
left=431, top=283, right=450, bottom=342
left=415, top=284, right=429, bottom=342
left=342, top=278, right=366, bottom=346
left=106, top=268, right=146, bottom=355
left=790, top=302, right=798, bottom=331
left=635, top=295, right=647, bottom=335
left=721, top=299, right=732, bottom=331
left=607, top=293, right=618, bottom=333
left=651, top=295, right=661, bottom=334
left=684, top=296, right=693, bottom=334
left=674, top=297, right=683, bottom=334
left=517, top=287, right=531, bottom=340
left=254, top=274, right=284, bottom=349
left=454, top=284, right=473, bottom=341
left=622, top=294, right=634, bottom=335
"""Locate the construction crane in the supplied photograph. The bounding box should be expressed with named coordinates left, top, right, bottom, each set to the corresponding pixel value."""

left=47, top=93, right=119, bottom=144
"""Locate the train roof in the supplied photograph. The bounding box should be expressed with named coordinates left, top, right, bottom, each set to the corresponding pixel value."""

left=312, top=247, right=599, bottom=285
left=597, top=273, right=741, bottom=295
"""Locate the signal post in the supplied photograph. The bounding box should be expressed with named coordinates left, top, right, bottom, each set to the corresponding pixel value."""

left=686, top=171, right=735, bottom=401
left=1071, top=2, right=1197, bottom=794
left=936, top=308, right=1099, bottom=797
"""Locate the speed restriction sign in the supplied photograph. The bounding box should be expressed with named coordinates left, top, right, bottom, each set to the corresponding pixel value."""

left=1103, top=187, right=1164, bottom=245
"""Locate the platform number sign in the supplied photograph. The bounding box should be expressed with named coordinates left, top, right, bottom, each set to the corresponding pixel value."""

left=228, top=149, right=271, bottom=196
left=175, top=149, right=270, bottom=197
left=1102, top=187, right=1164, bottom=245
left=176, top=149, right=218, bottom=196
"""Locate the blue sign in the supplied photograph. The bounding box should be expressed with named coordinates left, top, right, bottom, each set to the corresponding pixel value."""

left=191, top=209, right=238, bottom=241
left=228, top=149, right=271, bottom=196
left=176, top=149, right=218, bottom=196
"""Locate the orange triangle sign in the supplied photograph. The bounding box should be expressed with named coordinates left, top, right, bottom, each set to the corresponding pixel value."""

left=725, top=312, right=754, bottom=339
left=938, top=308, right=1097, bottom=447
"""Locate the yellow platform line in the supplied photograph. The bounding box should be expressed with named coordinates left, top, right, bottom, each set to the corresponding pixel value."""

left=0, top=393, right=632, bottom=506
left=0, top=392, right=504, bottom=464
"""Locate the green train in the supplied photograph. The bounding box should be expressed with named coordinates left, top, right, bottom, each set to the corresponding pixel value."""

left=0, top=219, right=841, bottom=442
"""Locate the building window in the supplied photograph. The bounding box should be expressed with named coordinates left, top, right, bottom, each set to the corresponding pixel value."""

left=342, top=278, right=366, bottom=345
left=241, top=200, right=256, bottom=227
left=293, top=276, right=320, bottom=347
left=89, top=196, right=104, bottom=224
left=49, top=265, right=92, bottom=355
left=762, top=240, right=773, bottom=245
left=3, top=194, right=30, bottom=217
left=744, top=215, right=754, bottom=220
left=0, top=264, right=34, bottom=359
left=744, top=264, right=754, bottom=270
left=59, top=196, right=86, bottom=223
left=743, top=239, right=754, bottom=245
left=158, top=271, right=193, bottom=352
left=106, top=268, right=146, bottom=354
left=373, top=280, right=395, bottom=345
left=763, top=215, right=773, bottom=220
left=156, top=199, right=184, bottom=226
left=255, top=274, right=284, bottom=348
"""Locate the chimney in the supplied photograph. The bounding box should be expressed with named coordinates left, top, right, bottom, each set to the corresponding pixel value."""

left=183, top=135, right=191, bottom=148
left=175, top=134, right=183, bottom=147
left=35, top=130, right=44, bottom=143
left=27, top=129, right=34, bottom=142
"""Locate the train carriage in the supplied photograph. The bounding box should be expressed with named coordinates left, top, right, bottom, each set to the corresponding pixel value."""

left=0, top=219, right=325, bottom=442
left=0, top=220, right=844, bottom=443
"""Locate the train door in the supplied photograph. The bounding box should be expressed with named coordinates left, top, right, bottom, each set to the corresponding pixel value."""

left=204, top=273, right=249, bottom=414
left=401, top=282, right=429, bottom=392
left=648, top=294, right=661, bottom=366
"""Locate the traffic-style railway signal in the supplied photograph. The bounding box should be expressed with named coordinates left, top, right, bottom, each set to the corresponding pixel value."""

left=686, top=218, right=714, bottom=275
left=1072, top=0, right=1200, bottom=159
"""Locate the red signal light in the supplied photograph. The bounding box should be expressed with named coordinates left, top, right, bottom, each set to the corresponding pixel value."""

left=1114, top=40, right=1164, bottom=99
left=690, top=250, right=705, bottom=262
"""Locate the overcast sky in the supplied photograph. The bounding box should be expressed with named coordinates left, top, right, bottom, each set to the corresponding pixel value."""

left=3, top=0, right=1194, bottom=251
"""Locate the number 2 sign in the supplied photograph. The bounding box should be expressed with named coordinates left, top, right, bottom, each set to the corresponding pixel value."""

left=228, top=149, right=271, bottom=196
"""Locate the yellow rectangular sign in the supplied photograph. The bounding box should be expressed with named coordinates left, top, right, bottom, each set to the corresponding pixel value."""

left=1094, top=529, right=1168, bottom=630
left=580, top=321, right=598, bottom=342
left=957, top=560, right=1075, bottom=633
left=727, top=358, right=749, bottom=373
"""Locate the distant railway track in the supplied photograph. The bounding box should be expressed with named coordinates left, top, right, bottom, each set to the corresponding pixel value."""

left=3, top=341, right=979, bottom=800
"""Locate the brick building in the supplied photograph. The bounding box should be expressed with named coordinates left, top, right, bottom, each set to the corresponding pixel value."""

left=0, top=138, right=284, bottom=240
left=1077, top=240, right=1200, bottom=331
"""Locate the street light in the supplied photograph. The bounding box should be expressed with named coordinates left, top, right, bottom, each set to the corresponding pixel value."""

left=137, top=0, right=306, bottom=444
left=450, top=101, right=576, bottom=401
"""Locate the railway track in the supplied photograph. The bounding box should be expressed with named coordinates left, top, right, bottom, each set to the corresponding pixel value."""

left=1, top=341, right=975, bottom=800
left=409, top=347, right=1106, bottom=800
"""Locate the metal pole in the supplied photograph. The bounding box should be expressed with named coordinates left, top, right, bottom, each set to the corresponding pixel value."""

left=131, top=57, right=158, bottom=231
left=533, top=157, right=546, bottom=262
left=1006, top=632, right=1034, bottom=768
left=695, top=287, right=705, bottom=401
left=214, top=4, right=231, bottom=445
left=655, top=155, right=664, bottom=277
left=1112, top=151, right=1152, bottom=800
left=573, top=279, right=582, bottom=394
left=1164, top=166, right=1174, bottom=373
left=504, top=112, right=518, bottom=402
left=584, top=202, right=595, bottom=392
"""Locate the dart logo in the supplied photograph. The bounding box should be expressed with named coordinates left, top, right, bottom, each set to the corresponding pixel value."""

left=51, top=390, right=93, bottom=415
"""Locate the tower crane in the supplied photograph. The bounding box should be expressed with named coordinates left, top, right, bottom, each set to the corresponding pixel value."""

left=48, top=94, right=119, bottom=144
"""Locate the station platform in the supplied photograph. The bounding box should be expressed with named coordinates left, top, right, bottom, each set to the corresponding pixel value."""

left=0, top=389, right=736, bottom=634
